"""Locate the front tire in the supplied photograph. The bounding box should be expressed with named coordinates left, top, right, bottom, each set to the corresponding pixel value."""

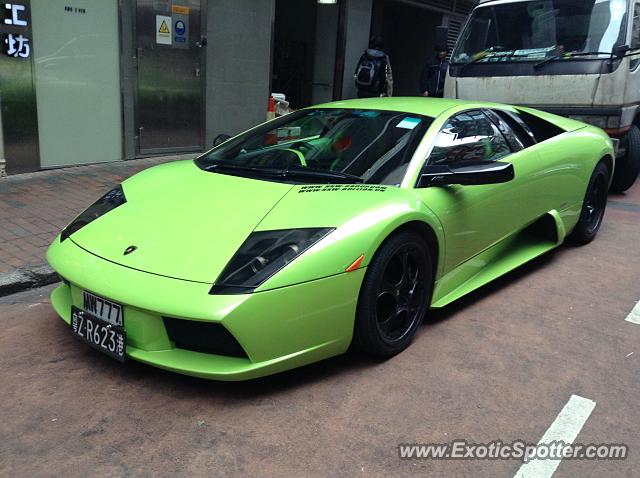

left=353, top=231, right=433, bottom=357
left=569, top=161, right=610, bottom=244
left=611, top=124, right=640, bottom=193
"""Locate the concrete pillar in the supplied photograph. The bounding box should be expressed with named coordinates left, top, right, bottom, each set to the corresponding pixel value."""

left=119, top=0, right=137, bottom=161
left=341, top=0, right=373, bottom=100
left=205, top=0, right=276, bottom=147
left=312, top=4, right=339, bottom=104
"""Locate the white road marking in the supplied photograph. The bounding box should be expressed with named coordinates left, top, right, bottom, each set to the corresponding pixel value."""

left=513, top=394, right=596, bottom=478
left=624, top=301, right=640, bottom=325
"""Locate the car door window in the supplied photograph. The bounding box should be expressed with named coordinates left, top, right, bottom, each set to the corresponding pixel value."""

left=491, top=109, right=536, bottom=147
left=485, top=109, right=525, bottom=151
left=427, top=110, right=511, bottom=166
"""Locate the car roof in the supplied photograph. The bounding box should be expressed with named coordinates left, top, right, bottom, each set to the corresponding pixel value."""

left=312, top=97, right=487, bottom=119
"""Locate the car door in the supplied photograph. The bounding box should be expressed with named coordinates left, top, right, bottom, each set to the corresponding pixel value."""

left=488, top=107, right=588, bottom=227
left=414, top=109, right=539, bottom=273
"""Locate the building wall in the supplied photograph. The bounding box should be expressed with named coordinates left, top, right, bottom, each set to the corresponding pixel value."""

left=32, top=0, right=122, bottom=168
left=0, top=0, right=40, bottom=175
left=205, top=0, right=275, bottom=147
left=341, top=0, right=373, bottom=100
left=1, top=0, right=472, bottom=175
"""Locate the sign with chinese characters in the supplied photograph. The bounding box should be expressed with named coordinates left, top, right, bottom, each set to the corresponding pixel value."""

left=63, top=5, right=86, bottom=14
left=2, top=3, right=30, bottom=58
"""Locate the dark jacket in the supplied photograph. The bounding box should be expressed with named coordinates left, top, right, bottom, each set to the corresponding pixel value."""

left=419, top=55, right=449, bottom=98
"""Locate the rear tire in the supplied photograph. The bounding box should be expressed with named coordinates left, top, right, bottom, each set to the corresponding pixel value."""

left=569, top=161, right=610, bottom=244
left=353, top=231, right=432, bottom=357
left=611, top=124, right=640, bottom=193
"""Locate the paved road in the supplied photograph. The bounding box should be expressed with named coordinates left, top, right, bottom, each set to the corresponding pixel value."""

left=1, top=184, right=639, bottom=477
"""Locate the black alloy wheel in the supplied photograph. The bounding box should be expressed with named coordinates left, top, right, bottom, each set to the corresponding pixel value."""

left=354, top=231, right=432, bottom=357
left=569, top=161, right=610, bottom=244
left=583, top=170, right=607, bottom=235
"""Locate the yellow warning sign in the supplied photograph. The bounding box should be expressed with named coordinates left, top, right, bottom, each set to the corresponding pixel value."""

left=155, top=15, right=172, bottom=45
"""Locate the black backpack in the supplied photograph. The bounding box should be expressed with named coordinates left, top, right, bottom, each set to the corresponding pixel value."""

left=355, top=52, right=385, bottom=93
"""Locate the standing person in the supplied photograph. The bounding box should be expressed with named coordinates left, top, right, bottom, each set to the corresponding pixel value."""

left=354, top=36, right=393, bottom=98
left=419, top=47, right=448, bottom=98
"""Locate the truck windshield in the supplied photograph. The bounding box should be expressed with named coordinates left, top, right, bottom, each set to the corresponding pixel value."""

left=452, top=0, right=628, bottom=64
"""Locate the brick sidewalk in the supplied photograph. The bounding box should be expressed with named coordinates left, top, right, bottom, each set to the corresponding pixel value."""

left=0, top=155, right=194, bottom=274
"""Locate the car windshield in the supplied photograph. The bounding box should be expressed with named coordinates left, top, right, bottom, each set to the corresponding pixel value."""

left=452, top=0, right=628, bottom=64
left=196, top=108, right=432, bottom=185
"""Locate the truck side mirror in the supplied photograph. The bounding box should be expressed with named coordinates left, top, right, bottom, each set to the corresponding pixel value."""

left=612, top=44, right=630, bottom=58
left=435, top=26, right=449, bottom=53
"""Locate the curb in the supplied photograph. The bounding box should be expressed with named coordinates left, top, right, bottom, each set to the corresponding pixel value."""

left=0, top=264, right=59, bottom=298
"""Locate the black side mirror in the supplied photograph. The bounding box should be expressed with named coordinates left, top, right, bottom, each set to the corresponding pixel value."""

left=435, top=26, right=449, bottom=53
left=612, top=44, right=630, bottom=58
left=418, top=161, right=515, bottom=187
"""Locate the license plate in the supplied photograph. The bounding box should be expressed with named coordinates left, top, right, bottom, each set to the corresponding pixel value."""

left=82, top=291, right=123, bottom=326
left=71, top=306, right=126, bottom=362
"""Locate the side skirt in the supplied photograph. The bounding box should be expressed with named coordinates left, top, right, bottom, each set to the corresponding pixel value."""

left=430, top=211, right=565, bottom=309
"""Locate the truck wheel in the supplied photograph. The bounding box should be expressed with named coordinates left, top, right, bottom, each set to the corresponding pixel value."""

left=611, top=124, right=640, bottom=193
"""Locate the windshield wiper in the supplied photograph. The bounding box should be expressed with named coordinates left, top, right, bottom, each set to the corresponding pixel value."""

left=534, top=51, right=615, bottom=70
left=459, top=51, right=524, bottom=72
left=459, top=52, right=494, bottom=72
left=202, top=162, right=275, bottom=175
left=201, top=162, right=363, bottom=183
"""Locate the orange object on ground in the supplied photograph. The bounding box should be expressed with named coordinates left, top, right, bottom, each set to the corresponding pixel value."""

left=267, top=96, right=276, bottom=121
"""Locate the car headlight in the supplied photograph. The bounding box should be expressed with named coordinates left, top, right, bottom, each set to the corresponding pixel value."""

left=210, top=228, right=334, bottom=294
left=61, top=186, right=126, bottom=242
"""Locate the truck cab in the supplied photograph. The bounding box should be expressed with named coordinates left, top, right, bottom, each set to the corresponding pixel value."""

left=445, top=0, right=640, bottom=192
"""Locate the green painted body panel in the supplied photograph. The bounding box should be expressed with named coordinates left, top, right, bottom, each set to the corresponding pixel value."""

left=48, top=239, right=365, bottom=380
left=47, top=97, right=614, bottom=379
left=255, top=185, right=445, bottom=290
left=72, top=160, right=294, bottom=284
left=431, top=213, right=563, bottom=307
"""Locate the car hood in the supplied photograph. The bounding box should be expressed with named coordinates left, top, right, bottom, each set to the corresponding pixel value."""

left=70, top=160, right=294, bottom=283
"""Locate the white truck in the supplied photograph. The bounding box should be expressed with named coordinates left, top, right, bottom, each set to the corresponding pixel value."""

left=444, top=0, right=640, bottom=192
